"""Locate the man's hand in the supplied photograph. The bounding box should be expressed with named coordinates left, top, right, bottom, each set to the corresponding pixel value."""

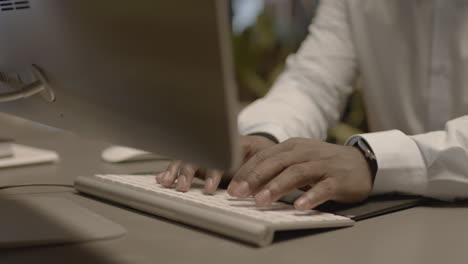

left=155, top=135, right=276, bottom=194
left=227, top=138, right=374, bottom=210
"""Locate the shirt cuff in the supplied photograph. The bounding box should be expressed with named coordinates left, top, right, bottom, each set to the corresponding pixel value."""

left=346, top=130, right=428, bottom=196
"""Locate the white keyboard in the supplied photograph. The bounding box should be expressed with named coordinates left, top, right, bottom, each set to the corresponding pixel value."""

left=74, top=174, right=354, bottom=246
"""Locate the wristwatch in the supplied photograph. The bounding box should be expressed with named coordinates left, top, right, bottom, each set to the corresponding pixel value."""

left=352, top=138, right=378, bottom=181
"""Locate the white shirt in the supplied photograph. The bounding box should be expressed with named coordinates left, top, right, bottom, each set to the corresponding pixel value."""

left=238, top=0, right=468, bottom=201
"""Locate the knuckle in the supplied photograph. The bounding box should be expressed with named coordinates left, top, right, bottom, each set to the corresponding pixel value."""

left=321, top=179, right=337, bottom=197
left=208, top=169, right=223, bottom=178
left=283, top=165, right=309, bottom=185
left=247, top=169, right=263, bottom=184
left=168, top=160, right=181, bottom=171
left=287, top=164, right=306, bottom=177
left=283, top=138, right=298, bottom=149
left=267, top=181, right=281, bottom=196
left=283, top=137, right=309, bottom=150
left=293, top=172, right=308, bottom=185
left=269, top=154, right=288, bottom=168
left=254, top=150, right=270, bottom=162
left=287, top=137, right=303, bottom=144
left=181, top=165, right=197, bottom=177
left=208, top=172, right=224, bottom=183
left=241, top=142, right=251, bottom=156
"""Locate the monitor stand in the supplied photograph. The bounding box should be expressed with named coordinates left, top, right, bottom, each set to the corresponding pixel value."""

left=0, top=196, right=126, bottom=249
left=0, top=138, right=13, bottom=158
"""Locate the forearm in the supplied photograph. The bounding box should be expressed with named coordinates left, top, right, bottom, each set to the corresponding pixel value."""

left=238, top=0, right=357, bottom=142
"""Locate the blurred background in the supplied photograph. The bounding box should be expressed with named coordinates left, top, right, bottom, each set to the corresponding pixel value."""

left=230, top=0, right=368, bottom=143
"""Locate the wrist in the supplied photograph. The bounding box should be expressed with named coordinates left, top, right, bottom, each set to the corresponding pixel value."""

left=351, top=139, right=378, bottom=182
left=247, top=132, right=279, bottom=144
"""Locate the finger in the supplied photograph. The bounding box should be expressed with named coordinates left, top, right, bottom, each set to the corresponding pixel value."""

left=176, top=163, right=199, bottom=192
left=156, top=167, right=173, bottom=183
left=233, top=151, right=310, bottom=199
left=155, top=171, right=166, bottom=183
left=204, top=168, right=223, bottom=194
left=228, top=143, right=296, bottom=198
left=254, top=162, right=325, bottom=206
left=158, top=160, right=182, bottom=187
left=240, top=136, right=274, bottom=162
left=294, top=178, right=337, bottom=211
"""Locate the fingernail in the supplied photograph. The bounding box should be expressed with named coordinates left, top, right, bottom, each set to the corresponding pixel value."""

left=163, top=172, right=172, bottom=182
left=155, top=173, right=162, bottom=183
left=205, top=178, right=215, bottom=194
left=156, top=171, right=167, bottom=183
left=295, top=198, right=309, bottom=211
left=255, top=189, right=272, bottom=206
left=227, top=181, right=239, bottom=196
left=176, top=175, right=187, bottom=192
left=234, top=181, right=250, bottom=198
left=161, top=171, right=174, bottom=185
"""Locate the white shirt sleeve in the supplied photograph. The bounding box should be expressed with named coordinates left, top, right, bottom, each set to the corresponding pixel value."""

left=349, top=116, right=468, bottom=201
left=238, top=0, right=358, bottom=142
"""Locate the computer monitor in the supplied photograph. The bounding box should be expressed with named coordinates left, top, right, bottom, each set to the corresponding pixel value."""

left=0, top=0, right=241, bottom=170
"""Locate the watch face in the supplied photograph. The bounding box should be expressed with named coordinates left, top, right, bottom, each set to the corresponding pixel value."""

left=365, top=150, right=374, bottom=160
left=357, top=139, right=376, bottom=160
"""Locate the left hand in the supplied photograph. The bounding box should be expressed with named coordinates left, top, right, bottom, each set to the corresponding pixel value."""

left=226, top=138, right=374, bottom=211
left=155, top=135, right=276, bottom=194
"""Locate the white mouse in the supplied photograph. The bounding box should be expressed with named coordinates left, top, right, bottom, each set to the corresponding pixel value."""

left=101, top=146, right=165, bottom=163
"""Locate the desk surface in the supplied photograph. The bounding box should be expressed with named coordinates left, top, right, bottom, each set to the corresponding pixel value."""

left=1, top=113, right=467, bottom=264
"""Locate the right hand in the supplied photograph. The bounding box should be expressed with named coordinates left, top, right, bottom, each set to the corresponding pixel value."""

left=155, top=135, right=276, bottom=194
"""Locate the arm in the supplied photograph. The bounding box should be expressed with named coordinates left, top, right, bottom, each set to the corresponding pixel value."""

left=354, top=116, right=468, bottom=201
left=238, top=0, right=358, bottom=142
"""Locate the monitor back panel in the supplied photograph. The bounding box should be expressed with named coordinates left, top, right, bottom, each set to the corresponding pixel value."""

left=0, top=0, right=240, bottom=170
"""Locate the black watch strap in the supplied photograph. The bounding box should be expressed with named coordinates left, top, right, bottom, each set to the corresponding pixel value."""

left=353, top=138, right=378, bottom=181
left=248, top=132, right=279, bottom=144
